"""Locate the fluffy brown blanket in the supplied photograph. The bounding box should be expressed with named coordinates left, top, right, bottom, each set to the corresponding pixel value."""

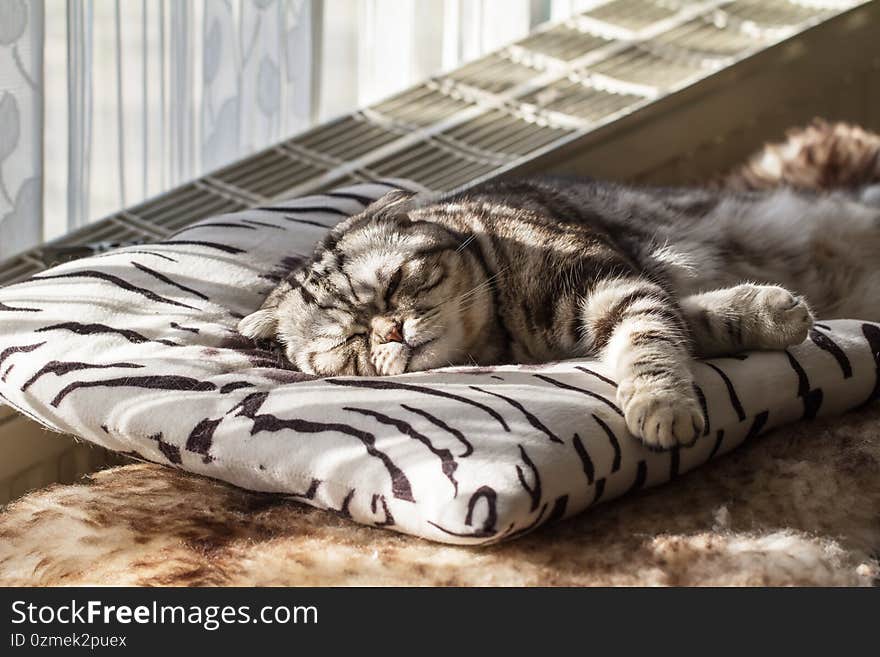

left=1, top=404, right=879, bottom=586
left=1, top=120, right=879, bottom=586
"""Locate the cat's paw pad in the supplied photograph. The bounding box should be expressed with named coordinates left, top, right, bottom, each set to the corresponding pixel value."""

left=618, top=383, right=704, bottom=450
left=753, top=285, right=813, bottom=348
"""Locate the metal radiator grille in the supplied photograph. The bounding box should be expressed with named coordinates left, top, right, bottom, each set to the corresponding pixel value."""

left=0, top=0, right=868, bottom=286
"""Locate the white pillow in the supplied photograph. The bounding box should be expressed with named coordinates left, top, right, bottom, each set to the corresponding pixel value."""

left=0, top=180, right=877, bottom=544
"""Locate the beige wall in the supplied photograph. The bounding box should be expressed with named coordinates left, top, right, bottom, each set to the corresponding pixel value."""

left=0, top=407, right=122, bottom=506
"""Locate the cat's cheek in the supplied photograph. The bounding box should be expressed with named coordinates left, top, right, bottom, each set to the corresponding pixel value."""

left=408, top=335, right=457, bottom=372
left=407, top=351, right=434, bottom=372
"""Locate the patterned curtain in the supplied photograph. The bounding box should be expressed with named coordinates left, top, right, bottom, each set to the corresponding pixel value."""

left=1, top=0, right=593, bottom=261
left=0, top=0, right=43, bottom=260
left=201, top=0, right=315, bottom=172
left=40, top=0, right=325, bottom=245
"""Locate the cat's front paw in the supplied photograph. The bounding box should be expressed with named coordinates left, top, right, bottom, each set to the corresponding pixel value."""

left=618, top=381, right=704, bottom=450
left=370, top=342, right=410, bottom=376
left=750, top=285, right=813, bottom=349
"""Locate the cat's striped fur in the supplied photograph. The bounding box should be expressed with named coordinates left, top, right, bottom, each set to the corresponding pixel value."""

left=240, top=177, right=880, bottom=449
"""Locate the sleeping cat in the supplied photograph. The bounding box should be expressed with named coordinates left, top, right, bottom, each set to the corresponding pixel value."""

left=239, top=178, right=880, bottom=450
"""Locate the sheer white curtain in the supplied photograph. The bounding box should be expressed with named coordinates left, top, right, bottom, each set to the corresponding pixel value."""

left=0, top=0, right=596, bottom=261
left=41, top=0, right=321, bottom=242
left=0, top=0, right=43, bottom=259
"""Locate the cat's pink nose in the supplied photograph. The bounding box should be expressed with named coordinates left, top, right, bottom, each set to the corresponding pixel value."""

left=373, top=318, right=404, bottom=344
left=384, top=323, right=404, bottom=344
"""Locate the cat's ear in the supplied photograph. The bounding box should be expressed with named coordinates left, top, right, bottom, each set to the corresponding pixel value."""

left=238, top=307, right=278, bottom=340
left=324, top=190, right=417, bottom=244
left=366, top=190, right=416, bottom=214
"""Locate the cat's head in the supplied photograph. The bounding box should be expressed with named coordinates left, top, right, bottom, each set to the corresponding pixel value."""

left=237, top=191, right=492, bottom=376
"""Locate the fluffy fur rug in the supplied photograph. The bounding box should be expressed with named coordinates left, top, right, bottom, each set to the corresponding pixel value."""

left=1, top=120, right=879, bottom=586
left=724, top=119, right=880, bottom=191
left=1, top=403, right=878, bottom=586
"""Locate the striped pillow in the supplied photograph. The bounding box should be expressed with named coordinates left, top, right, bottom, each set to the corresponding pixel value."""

left=0, top=180, right=878, bottom=544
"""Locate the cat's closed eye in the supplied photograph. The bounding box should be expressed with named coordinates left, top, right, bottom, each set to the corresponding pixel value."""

left=384, top=268, right=403, bottom=305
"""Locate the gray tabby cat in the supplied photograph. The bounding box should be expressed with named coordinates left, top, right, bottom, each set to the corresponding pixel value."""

left=239, top=179, right=880, bottom=449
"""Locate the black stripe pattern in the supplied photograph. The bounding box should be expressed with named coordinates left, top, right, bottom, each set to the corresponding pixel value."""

left=0, top=180, right=877, bottom=546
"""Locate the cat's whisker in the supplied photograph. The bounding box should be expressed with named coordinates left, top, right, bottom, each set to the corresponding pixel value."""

left=456, top=267, right=507, bottom=297
left=444, top=268, right=508, bottom=308
left=455, top=233, right=477, bottom=253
